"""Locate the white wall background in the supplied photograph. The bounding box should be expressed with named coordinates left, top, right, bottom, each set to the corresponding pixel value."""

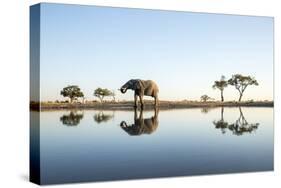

left=0, top=0, right=280, bottom=187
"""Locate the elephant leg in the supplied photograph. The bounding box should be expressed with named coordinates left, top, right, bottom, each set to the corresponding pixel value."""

left=139, top=95, right=144, bottom=109
left=154, top=95, right=159, bottom=107
left=154, top=107, right=159, bottom=119
left=134, top=94, right=138, bottom=108
left=139, top=108, right=143, bottom=119
left=134, top=108, right=138, bottom=122
left=139, top=108, right=144, bottom=129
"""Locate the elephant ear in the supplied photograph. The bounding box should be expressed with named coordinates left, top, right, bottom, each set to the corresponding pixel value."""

left=133, top=80, right=142, bottom=90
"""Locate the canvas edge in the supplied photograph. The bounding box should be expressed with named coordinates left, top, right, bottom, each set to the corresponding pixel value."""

left=30, top=3, right=41, bottom=185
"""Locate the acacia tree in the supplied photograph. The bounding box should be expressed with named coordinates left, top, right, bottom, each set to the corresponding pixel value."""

left=94, top=88, right=112, bottom=103
left=60, top=85, right=84, bottom=103
left=200, top=95, right=213, bottom=102
left=212, top=75, right=228, bottom=102
left=228, top=74, right=258, bottom=102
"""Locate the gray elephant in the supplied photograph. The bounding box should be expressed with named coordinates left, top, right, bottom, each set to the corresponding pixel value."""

left=120, top=79, right=159, bottom=108
left=120, top=108, right=159, bottom=136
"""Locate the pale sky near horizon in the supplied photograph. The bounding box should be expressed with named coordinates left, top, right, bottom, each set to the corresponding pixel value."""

left=37, top=3, right=273, bottom=102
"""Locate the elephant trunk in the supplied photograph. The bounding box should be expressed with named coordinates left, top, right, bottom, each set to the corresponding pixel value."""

left=120, top=121, right=127, bottom=127
left=120, top=83, right=130, bottom=93
left=120, top=87, right=127, bottom=93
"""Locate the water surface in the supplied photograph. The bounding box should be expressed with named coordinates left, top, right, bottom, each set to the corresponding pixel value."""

left=33, top=107, right=273, bottom=184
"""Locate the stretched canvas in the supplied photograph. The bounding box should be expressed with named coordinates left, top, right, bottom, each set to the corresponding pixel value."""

left=30, top=3, right=274, bottom=185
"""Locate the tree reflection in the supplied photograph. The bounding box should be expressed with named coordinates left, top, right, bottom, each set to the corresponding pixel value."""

left=60, top=111, right=84, bottom=126
left=213, top=107, right=228, bottom=134
left=228, top=107, right=259, bottom=136
left=93, top=112, right=114, bottom=124
left=213, top=107, right=259, bottom=136
left=120, top=108, right=159, bottom=136
left=201, top=107, right=212, bottom=114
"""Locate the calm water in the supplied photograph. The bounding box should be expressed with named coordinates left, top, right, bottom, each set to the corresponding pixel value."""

left=31, top=107, right=273, bottom=184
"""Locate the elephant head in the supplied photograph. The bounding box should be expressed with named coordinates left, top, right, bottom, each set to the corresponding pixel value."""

left=120, top=79, right=142, bottom=93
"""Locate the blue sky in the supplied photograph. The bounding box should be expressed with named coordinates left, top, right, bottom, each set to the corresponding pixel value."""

left=39, top=3, right=273, bottom=101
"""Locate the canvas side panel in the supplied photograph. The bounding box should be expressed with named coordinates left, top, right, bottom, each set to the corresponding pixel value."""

left=30, top=4, right=41, bottom=185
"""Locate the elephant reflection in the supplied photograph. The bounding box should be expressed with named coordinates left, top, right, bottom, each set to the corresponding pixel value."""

left=93, top=112, right=114, bottom=124
left=60, top=111, right=84, bottom=126
left=213, top=107, right=259, bottom=136
left=120, top=108, right=159, bottom=136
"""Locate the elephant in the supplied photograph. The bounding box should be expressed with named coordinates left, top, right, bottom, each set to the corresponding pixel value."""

left=120, top=79, right=159, bottom=108
left=120, top=108, right=159, bottom=136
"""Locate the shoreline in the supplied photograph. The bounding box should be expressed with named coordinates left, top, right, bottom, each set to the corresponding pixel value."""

left=31, top=101, right=274, bottom=111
